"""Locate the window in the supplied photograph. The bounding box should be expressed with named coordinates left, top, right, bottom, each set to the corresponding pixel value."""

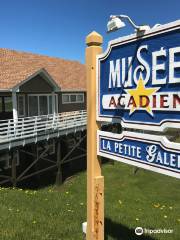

left=29, top=96, right=38, bottom=116
left=49, top=96, right=53, bottom=114
left=4, top=97, right=12, bottom=112
left=62, top=93, right=84, bottom=104
left=28, top=94, right=58, bottom=117
left=55, top=95, right=58, bottom=112
left=70, top=94, right=76, bottom=102
left=77, top=94, right=84, bottom=102
left=62, top=94, right=69, bottom=103
left=0, top=96, right=12, bottom=113
left=39, top=96, right=48, bottom=115
left=17, top=95, right=25, bottom=117
left=0, top=97, right=2, bottom=112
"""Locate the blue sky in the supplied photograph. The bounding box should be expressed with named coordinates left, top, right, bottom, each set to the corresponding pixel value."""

left=0, top=0, right=179, bottom=63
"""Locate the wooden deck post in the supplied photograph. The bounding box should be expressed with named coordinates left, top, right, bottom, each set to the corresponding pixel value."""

left=86, top=31, right=104, bottom=240
left=34, top=143, right=41, bottom=184
left=11, top=149, right=17, bottom=187
left=12, top=91, right=18, bottom=121
left=56, top=138, right=62, bottom=185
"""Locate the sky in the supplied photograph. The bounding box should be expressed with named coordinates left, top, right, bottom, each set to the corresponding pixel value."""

left=0, top=0, right=179, bottom=63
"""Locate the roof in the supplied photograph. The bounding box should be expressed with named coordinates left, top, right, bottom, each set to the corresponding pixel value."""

left=0, top=48, right=86, bottom=91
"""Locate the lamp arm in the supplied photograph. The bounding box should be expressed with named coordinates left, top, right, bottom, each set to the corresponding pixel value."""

left=109, top=14, right=151, bottom=33
left=119, top=15, right=141, bottom=29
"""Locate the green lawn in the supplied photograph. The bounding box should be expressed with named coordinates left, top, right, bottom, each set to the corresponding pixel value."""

left=0, top=162, right=179, bottom=240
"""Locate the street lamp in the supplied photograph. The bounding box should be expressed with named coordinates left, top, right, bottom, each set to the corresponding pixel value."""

left=107, top=14, right=151, bottom=33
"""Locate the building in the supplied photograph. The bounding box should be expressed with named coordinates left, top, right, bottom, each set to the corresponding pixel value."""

left=0, top=48, right=87, bottom=187
left=0, top=48, right=86, bottom=119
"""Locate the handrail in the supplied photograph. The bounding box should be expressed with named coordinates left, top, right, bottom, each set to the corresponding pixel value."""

left=0, top=110, right=87, bottom=144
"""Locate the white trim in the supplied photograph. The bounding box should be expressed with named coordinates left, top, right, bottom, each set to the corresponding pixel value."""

left=96, top=117, right=180, bottom=132
left=96, top=19, right=180, bottom=131
left=12, top=68, right=61, bottom=92
left=0, top=89, right=11, bottom=92
left=96, top=55, right=100, bottom=122
left=62, top=93, right=84, bottom=104
left=97, top=130, right=180, bottom=179
left=62, top=89, right=86, bottom=92
left=12, top=91, right=18, bottom=121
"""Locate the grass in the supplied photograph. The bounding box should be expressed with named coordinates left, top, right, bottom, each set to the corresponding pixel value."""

left=103, top=163, right=180, bottom=240
left=0, top=162, right=179, bottom=240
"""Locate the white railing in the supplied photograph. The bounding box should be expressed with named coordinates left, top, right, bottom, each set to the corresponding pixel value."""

left=0, top=110, right=87, bottom=144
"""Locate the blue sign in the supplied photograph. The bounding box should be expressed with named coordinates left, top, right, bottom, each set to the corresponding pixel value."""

left=97, top=20, right=180, bottom=131
left=97, top=130, right=180, bottom=179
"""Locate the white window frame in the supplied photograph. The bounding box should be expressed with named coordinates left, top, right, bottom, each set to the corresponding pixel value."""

left=28, top=94, right=58, bottom=116
left=62, top=93, right=84, bottom=104
left=17, top=95, right=25, bottom=117
left=62, top=94, right=70, bottom=104
left=76, top=93, right=84, bottom=103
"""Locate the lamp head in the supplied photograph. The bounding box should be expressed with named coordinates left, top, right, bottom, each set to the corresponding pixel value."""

left=107, top=16, right=125, bottom=33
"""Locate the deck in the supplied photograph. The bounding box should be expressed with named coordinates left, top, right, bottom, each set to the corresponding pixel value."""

left=0, top=110, right=87, bottom=151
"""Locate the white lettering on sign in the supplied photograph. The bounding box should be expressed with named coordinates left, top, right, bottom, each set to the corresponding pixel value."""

left=102, top=140, right=111, bottom=151
left=169, top=47, right=180, bottom=84
left=146, top=144, right=180, bottom=168
left=108, top=45, right=180, bottom=89
left=97, top=130, right=180, bottom=179
left=134, top=45, right=150, bottom=85
left=152, top=47, right=167, bottom=85
left=122, top=56, right=133, bottom=88
left=114, top=142, right=141, bottom=159
left=101, top=139, right=180, bottom=169
left=146, top=145, right=157, bottom=162
left=108, top=60, right=121, bottom=88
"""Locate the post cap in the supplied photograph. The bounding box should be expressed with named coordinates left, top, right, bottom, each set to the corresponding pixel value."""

left=86, top=31, right=103, bottom=46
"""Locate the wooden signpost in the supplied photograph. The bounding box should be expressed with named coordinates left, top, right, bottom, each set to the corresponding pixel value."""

left=86, top=20, right=180, bottom=240
left=86, top=31, right=104, bottom=240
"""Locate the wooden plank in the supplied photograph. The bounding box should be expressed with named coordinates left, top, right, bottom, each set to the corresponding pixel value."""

left=94, top=176, right=104, bottom=240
